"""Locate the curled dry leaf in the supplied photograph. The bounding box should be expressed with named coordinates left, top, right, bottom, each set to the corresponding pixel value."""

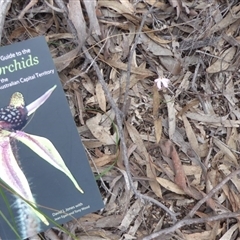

left=53, top=46, right=80, bottom=72
left=139, top=34, right=172, bottom=56
left=209, top=4, right=240, bottom=34
left=206, top=47, right=236, bottom=73
left=219, top=223, right=238, bottom=240
left=182, top=115, right=199, bottom=156
left=102, top=55, right=154, bottom=77
left=159, top=56, right=182, bottom=76
left=156, top=177, right=185, bottom=195
left=213, top=138, right=238, bottom=166
left=119, top=0, right=134, bottom=14
left=86, top=113, right=117, bottom=145
left=98, top=0, right=133, bottom=15
left=81, top=74, right=95, bottom=95
left=93, top=152, right=118, bottom=167
left=168, top=0, right=190, bottom=19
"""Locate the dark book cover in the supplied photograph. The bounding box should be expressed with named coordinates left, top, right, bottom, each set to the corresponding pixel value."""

left=0, top=36, right=104, bottom=239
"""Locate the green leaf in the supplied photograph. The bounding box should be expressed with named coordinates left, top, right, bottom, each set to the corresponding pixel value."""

left=11, top=131, right=84, bottom=193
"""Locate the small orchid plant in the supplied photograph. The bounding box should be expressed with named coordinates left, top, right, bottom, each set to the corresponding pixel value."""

left=154, top=76, right=170, bottom=90
left=0, top=85, right=84, bottom=238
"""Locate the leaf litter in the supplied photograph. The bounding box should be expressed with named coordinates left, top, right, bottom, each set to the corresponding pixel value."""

left=3, top=0, right=240, bottom=239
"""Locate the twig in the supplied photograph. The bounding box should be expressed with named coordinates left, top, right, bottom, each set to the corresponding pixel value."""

left=142, top=211, right=240, bottom=240
left=82, top=45, right=178, bottom=222
left=122, top=3, right=153, bottom=118
left=144, top=166, right=240, bottom=239
left=191, top=61, right=208, bottom=114
left=63, top=0, right=177, bottom=225
left=187, top=167, right=240, bottom=218
left=54, top=0, right=78, bottom=41
left=18, top=0, right=38, bottom=19
left=82, top=0, right=178, bottom=222
left=0, top=0, right=12, bottom=45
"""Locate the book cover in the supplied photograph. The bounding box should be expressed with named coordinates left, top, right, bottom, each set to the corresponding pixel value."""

left=0, top=36, right=104, bottom=239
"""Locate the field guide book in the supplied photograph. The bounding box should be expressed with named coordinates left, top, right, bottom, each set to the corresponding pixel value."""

left=0, top=36, right=104, bottom=239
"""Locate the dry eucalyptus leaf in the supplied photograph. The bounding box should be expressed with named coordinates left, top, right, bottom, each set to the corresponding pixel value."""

left=164, top=94, right=176, bottom=139
left=119, top=199, right=143, bottom=231
left=146, top=156, right=163, bottom=199
left=68, top=0, right=87, bottom=47
left=139, top=34, right=173, bottom=56
left=154, top=118, right=162, bottom=144
left=83, top=0, right=101, bottom=35
left=156, top=177, right=185, bottom=195
left=93, top=153, right=117, bottom=167
left=98, top=0, right=133, bottom=15
left=206, top=47, right=236, bottom=73
left=219, top=223, right=238, bottom=240
left=125, top=121, right=148, bottom=160
left=168, top=0, right=190, bottom=19
left=182, top=115, right=199, bottom=156
left=86, top=113, right=117, bottom=145
left=53, top=47, right=80, bottom=72
left=213, top=138, right=238, bottom=166
left=159, top=56, right=182, bottom=75
left=96, top=82, right=106, bottom=112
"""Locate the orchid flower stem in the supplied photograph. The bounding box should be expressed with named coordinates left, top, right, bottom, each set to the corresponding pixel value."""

left=8, top=139, right=41, bottom=238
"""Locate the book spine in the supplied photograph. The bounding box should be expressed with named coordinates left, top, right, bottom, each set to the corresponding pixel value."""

left=15, top=197, right=41, bottom=239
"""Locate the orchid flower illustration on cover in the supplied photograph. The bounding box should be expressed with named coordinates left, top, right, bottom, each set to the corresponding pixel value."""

left=0, top=85, right=84, bottom=238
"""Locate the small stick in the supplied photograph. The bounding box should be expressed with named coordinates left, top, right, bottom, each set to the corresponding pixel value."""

left=0, top=0, right=12, bottom=44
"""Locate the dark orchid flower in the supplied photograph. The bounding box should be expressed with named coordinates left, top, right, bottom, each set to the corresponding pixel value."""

left=0, top=85, right=84, bottom=229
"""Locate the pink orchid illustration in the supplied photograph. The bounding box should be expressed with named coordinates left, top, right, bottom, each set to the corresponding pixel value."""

left=0, top=85, right=84, bottom=238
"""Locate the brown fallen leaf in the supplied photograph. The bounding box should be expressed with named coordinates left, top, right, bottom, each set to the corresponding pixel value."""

left=83, top=0, right=101, bottom=35
left=159, top=56, right=182, bottom=76
left=154, top=118, right=162, bottom=144
left=93, top=152, right=118, bottom=167
left=146, top=156, right=162, bottom=199
left=96, top=82, right=106, bottom=112
left=160, top=140, right=202, bottom=199
left=206, top=47, right=236, bottom=73
left=9, top=27, right=38, bottom=40
left=182, top=114, right=199, bottom=156
left=68, top=0, right=87, bottom=47
left=101, top=55, right=154, bottom=77
left=156, top=177, right=185, bottom=195
left=164, top=94, right=175, bottom=139
left=153, top=84, right=162, bottom=144
left=168, top=0, right=190, bottom=19
left=53, top=46, right=80, bottom=72
left=86, top=113, right=117, bottom=145
left=160, top=140, right=187, bottom=188
left=125, top=121, right=162, bottom=198
left=98, top=0, right=133, bottom=15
